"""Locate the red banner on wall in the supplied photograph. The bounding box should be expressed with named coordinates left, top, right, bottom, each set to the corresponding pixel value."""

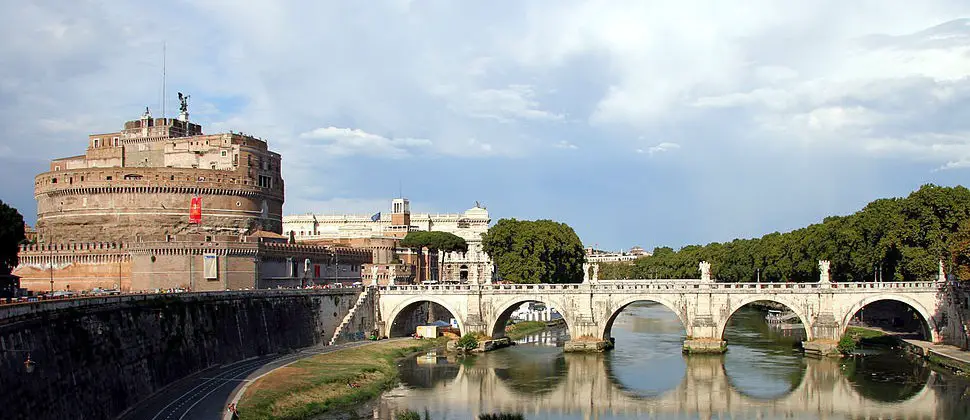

left=189, top=196, right=202, bottom=224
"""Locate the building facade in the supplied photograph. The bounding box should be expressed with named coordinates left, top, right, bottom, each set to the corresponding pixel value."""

left=283, top=198, right=494, bottom=283
left=34, top=107, right=284, bottom=243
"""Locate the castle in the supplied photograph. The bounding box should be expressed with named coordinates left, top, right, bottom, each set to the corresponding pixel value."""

left=15, top=102, right=368, bottom=292
left=35, top=106, right=283, bottom=242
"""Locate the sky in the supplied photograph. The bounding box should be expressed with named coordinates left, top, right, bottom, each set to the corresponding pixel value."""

left=1, top=1, right=969, bottom=251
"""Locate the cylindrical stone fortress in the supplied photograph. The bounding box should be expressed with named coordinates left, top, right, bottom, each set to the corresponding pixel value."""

left=34, top=109, right=285, bottom=242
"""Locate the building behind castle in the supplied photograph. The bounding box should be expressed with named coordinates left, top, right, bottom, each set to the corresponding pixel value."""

left=283, top=198, right=494, bottom=284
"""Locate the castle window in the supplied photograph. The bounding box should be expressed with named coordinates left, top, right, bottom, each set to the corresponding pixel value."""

left=112, top=137, right=118, bottom=146
left=105, top=176, right=112, bottom=180
left=258, top=175, right=272, bottom=188
left=80, top=176, right=84, bottom=181
left=54, top=166, right=60, bottom=171
left=221, top=150, right=227, bottom=157
left=93, top=138, right=100, bottom=148
left=51, top=178, right=57, bottom=184
left=170, top=175, right=175, bottom=180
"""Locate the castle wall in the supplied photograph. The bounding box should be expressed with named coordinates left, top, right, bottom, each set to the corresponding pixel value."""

left=34, top=166, right=284, bottom=243
left=13, top=243, right=132, bottom=292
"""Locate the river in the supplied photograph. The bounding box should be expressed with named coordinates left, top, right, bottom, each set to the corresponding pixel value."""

left=374, top=303, right=970, bottom=419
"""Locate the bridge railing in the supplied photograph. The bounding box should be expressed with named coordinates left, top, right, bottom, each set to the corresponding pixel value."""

left=377, top=280, right=943, bottom=293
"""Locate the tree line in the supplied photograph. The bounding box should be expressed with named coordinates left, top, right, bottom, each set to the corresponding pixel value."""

left=599, top=184, right=970, bottom=282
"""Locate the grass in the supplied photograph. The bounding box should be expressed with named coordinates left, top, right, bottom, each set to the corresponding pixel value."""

left=237, top=338, right=446, bottom=420
left=504, top=321, right=547, bottom=340
left=845, top=326, right=887, bottom=340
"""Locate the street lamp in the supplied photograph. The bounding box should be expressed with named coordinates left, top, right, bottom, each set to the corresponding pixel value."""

left=1, top=347, right=35, bottom=374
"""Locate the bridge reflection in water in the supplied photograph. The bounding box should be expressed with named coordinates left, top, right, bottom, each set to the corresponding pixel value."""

left=377, top=304, right=970, bottom=420
left=381, top=350, right=958, bottom=419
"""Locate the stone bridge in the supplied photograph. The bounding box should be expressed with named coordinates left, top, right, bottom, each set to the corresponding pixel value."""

left=376, top=276, right=944, bottom=354
left=379, top=350, right=951, bottom=419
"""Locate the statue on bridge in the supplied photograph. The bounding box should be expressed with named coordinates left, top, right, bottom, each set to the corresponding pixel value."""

left=699, top=261, right=712, bottom=281
left=819, top=260, right=831, bottom=284
left=371, top=265, right=379, bottom=286
left=582, top=263, right=591, bottom=283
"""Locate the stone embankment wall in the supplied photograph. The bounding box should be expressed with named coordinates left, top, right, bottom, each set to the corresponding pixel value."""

left=0, top=289, right=361, bottom=420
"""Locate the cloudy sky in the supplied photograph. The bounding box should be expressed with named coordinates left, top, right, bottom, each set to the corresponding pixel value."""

left=2, top=1, right=969, bottom=251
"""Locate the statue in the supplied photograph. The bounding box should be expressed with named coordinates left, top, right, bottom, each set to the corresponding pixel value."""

left=178, top=92, right=190, bottom=114
left=592, top=264, right=600, bottom=282
left=699, top=261, right=712, bottom=281
left=304, top=258, right=311, bottom=278
left=143, top=106, right=151, bottom=117
left=582, top=263, right=591, bottom=283
left=818, top=260, right=831, bottom=284
left=389, top=265, right=397, bottom=286
left=371, top=265, right=379, bottom=286
left=939, top=260, right=947, bottom=283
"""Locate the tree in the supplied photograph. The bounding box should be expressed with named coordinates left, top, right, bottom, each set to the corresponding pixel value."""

left=951, top=220, right=970, bottom=282
left=400, top=231, right=468, bottom=280
left=0, top=200, right=25, bottom=275
left=612, top=184, right=970, bottom=283
left=481, top=218, right=585, bottom=284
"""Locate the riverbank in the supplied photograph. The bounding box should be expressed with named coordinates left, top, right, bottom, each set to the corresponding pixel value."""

left=505, top=321, right=548, bottom=340
left=236, top=338, right=446, bottom=420
left=843, top=326, right=970, bottom=374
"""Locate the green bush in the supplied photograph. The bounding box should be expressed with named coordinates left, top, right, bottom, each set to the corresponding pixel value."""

left=456, top=333, right=479, bottom=351
left=837, top=335, right=857, bottom=354
left=396, top=409, right=421, bottom=420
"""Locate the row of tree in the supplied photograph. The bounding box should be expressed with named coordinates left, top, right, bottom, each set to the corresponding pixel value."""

left=599, top=184, right=970, bottom=282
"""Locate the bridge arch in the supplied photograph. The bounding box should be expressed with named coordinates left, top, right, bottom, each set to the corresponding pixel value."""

left=384, top=296, right=466, bottom=338
left=716, top=295, right=814, bottom=341
left=840, top=294, right=939, bottom=343
left=487, top=296, right=572, bottom=339
left=600, top=296, right=687, bottom=341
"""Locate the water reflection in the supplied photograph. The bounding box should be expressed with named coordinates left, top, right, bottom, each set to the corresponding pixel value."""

left=378, top=303, right=969, bottom=420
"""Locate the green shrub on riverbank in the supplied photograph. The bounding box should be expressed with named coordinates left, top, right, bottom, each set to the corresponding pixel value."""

left=237, top=339, right=445, bottom=420
left=505, top=321, right=547, bottom=340
left=839, top=327, right=889, bottom=354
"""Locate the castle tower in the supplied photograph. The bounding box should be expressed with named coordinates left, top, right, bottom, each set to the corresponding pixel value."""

left=391, top=198, right=410, bottom=227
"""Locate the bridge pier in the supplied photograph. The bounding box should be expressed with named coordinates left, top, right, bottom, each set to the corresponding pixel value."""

left=564, top=314, right=614, bottom=352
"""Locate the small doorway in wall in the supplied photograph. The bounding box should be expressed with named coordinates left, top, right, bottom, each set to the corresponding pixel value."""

left=460, top=265, right=469, bottom=282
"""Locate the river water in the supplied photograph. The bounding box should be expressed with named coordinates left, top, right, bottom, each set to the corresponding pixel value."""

left=375, top=303, right=970, bottom=419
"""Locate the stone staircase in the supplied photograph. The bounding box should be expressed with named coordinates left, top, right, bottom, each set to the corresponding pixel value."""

left=328, top=287, right=374, bottom=346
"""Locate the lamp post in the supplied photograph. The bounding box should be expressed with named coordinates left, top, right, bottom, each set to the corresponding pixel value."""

left=48, top=244, right=54, bottom=293
left=1, top=347, right=35, bottom=374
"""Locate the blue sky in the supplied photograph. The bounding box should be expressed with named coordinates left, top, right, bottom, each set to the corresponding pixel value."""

left=1, top=1, right=969, bottom=251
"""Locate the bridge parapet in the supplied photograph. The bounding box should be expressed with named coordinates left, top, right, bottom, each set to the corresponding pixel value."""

left=377, top=280, right=942, bottom=295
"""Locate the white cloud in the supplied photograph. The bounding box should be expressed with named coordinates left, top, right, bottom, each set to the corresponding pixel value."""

left=640, top=142, right=681, bottom=156
left=298, top=127, right=431, bottom=159
left=459, top=84, right=563, bottom=122
left=555, top=140, right=578, bottom=150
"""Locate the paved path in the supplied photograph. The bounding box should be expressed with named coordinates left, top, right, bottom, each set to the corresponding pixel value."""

left=903, top=339, right=970, bottom=366
left=118, top=340, right=401, bottom=420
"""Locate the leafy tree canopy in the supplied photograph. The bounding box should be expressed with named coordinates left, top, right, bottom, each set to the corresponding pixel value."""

left=598, top=184, right=970, bottom=282
left=0, top=200, right=25, bottom=275
left=481, top=218, right=585, bottom=284
left=400, top=231, right=468, bottom=253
